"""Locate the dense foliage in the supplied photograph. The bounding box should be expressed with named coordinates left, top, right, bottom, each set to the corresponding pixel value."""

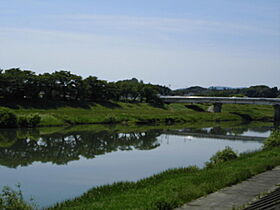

left=0, top=68, right=278, bottom=106
left=18, top=114, right=41, bottom=128
left=0, top=68, right=170, bottom=106
left=0, top=107, right=18, bottom=128
left=0, top=107, right=40, bottom=128
left=206, top=146, right=238, bottom=168
left=0, top=184, right=35, bottom=210
left=263, top=130, right=280, bottom=148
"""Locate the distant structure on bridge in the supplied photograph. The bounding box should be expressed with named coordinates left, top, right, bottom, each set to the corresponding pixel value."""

left=160, top=96, right=280, bottom=121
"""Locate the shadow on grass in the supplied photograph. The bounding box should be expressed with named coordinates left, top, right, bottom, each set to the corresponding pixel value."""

left=185, top=105, right=205, bottom=112
left=0, top=99, right=92, bottom=109
left=0, top=99, right=125, bottom=110
left=96, top=101, right=122, bottom=109
left=230, top=112, right=253, bottom=121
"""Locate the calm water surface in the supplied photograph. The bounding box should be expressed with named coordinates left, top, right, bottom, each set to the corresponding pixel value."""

left=0, top=124, right=272, bottom=207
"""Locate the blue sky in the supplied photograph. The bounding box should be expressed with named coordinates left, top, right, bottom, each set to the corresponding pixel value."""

left=0, top=0, right=279, bottom=89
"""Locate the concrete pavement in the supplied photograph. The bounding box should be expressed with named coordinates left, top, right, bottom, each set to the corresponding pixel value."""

left=175, top=166, right=280, bottom=210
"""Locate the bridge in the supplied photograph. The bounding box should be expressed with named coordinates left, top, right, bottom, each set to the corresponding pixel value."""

left=165, top=130, right=266, bottom=142
left=160, top=96, right=280, bottom=121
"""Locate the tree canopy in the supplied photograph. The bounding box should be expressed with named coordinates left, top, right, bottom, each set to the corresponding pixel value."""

left=0, top=68, right=171, bottom=106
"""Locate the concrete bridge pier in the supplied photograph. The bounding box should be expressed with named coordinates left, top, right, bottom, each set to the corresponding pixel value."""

left=274, top=105, right=280, bottom=122
left=213, top=103, right=222, bottom=113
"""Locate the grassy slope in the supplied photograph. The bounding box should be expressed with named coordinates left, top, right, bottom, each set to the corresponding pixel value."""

left=10, top=103, right=274, bottom=127
left=50, top=147, right=280, bottom=210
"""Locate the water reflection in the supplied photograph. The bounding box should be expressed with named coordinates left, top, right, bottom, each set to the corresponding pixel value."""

left=168, top=126, right=269, bottom=142
left=174, top=125, right=272, bottom=136
left=0, top=125, right=273, bottom=169
left=0, top=129, right=161, bottom=168
left=0, top=123, right=273, bottom=207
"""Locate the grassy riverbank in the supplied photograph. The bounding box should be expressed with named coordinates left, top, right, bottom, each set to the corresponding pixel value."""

left=5, top=102, right=274, bottom=127
left=49, top=146, right=280, bottom=209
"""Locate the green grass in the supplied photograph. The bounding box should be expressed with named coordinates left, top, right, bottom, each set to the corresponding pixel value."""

left=49, top=147, right=280, bottom=210
left=5, top=102, right=274, bottom=127
left=39, top=114, right=65, bottom=126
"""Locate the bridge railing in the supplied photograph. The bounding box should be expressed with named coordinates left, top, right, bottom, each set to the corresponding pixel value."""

left=159, top=96, right=280, bottom=121
left=160, top=96, right=280, bottom=106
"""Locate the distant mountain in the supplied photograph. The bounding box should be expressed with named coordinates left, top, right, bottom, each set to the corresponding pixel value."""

left=172, top=85, right=279, bottom=98
left=208, top=86, right=245, bottom=90
left=172, top=86, right=208, bottom=96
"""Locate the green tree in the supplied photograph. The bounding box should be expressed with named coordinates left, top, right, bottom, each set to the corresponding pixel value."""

left=3, top=68, right=38, bottom=100
left=51, top=71, right=83, bottom=100
left=84, top=76, right=110, bottom=101
left=244, top=85, right=278, bottom=98
left=116, top=78, right=144, bottom=102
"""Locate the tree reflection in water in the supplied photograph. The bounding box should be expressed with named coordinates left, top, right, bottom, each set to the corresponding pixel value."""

left=0, top=124, right=271, bottom=168
left=0, top=129, right=161, bottom=168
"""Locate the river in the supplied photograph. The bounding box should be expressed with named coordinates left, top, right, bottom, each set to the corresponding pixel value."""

left=0, top=123, right=273, bottom=208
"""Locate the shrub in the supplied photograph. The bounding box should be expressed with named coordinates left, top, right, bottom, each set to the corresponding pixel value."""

left=147, top=96, right=164, bottom=108
left=0, top=130, right=17, bottom=148
left=103, top=114, right=118, bottom=124
left=206, top=146, right=238, bottom=168
left=18, top=114, right=41, bottom=128
left=0, top=184, right=36, bottom=210
left=263, top=130, right=280, bottom=149
left=0, top=107, right=18, bottom=128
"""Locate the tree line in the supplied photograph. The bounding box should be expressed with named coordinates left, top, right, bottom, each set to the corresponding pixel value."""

left=1, top=68, right=278, bottom=106
left=0, top=68, right=171, bottom=105
left=172, top=85, right=280, bottom=98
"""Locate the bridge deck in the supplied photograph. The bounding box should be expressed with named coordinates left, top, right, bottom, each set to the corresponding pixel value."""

left=160, top=96, right=280, bottom=106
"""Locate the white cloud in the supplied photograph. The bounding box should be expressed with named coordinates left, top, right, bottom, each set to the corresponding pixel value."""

left=0, top=27, right=279, bottom=88
left=55, top=14, right=280, bottom=36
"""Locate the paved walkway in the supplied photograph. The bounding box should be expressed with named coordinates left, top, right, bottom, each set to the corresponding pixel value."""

left=175, top=166, right=280, bottom=210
